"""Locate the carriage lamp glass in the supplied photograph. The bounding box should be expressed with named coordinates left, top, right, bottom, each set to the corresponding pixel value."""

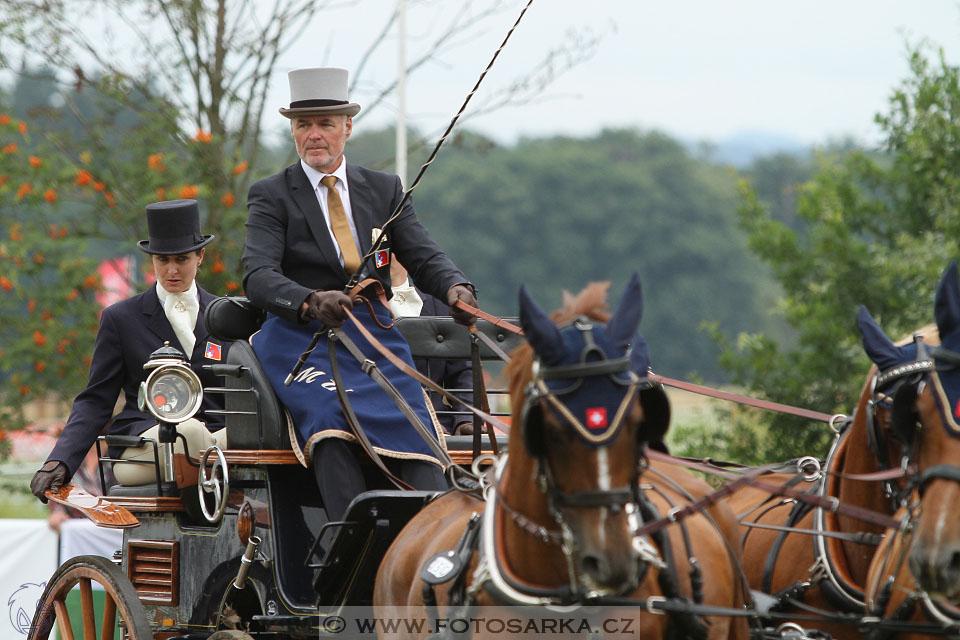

left=138, top=363, right=203, bottom=423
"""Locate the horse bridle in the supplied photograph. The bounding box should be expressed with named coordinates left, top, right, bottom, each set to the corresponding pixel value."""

left=870, top=337, right=960, bottom=497
left=514, top=317, right=666, bottom=591
left=863, top=344, right=935, bottom=506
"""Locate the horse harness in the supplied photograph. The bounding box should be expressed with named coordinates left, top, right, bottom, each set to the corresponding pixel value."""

left=863, top=337, right=960, bottom=633
left=414, top=317, right=711, bottom=639
left=751, top=336, right=960, bottom=631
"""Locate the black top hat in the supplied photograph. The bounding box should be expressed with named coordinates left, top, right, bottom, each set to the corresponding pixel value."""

left=137, top=199, right=215, bottom=255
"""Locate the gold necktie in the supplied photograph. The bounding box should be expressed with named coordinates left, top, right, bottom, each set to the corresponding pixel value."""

left=320, top=175, right=362, bottom=274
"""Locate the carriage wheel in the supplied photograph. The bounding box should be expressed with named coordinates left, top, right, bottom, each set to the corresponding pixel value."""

left=28, top=554, right=153, bottom=640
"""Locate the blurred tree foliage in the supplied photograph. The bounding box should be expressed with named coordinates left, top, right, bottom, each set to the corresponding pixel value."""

left=717, top=43, right=960, bottom=462
left=409, top=128, right=784, bottom=381
left=0, top=0, right=596, bottom=437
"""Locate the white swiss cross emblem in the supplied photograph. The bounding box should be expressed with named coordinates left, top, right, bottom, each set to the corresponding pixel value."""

left=585, top=407, right=608, bottom=429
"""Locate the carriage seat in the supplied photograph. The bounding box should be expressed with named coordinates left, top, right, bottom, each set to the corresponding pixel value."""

left=204, top=296, right=289, bottom=450
left=395, top=315, right=522, bottom=451
left=394, top=315, right=525, bottom=362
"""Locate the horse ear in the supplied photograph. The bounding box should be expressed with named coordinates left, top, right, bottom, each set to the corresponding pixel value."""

left=858, top=305, right=908, bottom=371
left=605, top=273, right=643, bottom=350
left=629, top=332, right=651, bottom=376
left=519, top=284, right=565, bottom=366
left=935, top=260, right=960, bottom=338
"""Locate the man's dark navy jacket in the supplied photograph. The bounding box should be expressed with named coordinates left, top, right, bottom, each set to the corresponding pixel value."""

left=47, top=285, right=230, bottom=475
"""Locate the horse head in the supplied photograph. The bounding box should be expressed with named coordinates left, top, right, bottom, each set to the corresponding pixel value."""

left=859, top=260, right=960, bottom=602
left=502, top=274, right=670, bottom=597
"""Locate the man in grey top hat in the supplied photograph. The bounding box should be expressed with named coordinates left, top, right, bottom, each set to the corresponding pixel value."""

left=242, top=67, right=477, bottom=522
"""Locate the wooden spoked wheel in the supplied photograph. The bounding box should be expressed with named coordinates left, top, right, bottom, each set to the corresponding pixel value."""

left=28, top=555, right=152, bottom=640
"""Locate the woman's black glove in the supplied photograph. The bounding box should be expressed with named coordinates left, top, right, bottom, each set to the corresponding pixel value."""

left=30, top=460, right=69, bottom=503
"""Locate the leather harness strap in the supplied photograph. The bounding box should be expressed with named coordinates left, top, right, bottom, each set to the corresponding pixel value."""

left=650, top=375, right=836, bottom=423
left=454, top=300, right=837, bottom=423
left=327, top=330, right=414, bottom=491
left=342, top=306, right=513, bottom=434
left=453, top=300, right=524, bottom=335
left=645, top=449, right=901, bottom=531
left=467, top=325, right=500, bottom=458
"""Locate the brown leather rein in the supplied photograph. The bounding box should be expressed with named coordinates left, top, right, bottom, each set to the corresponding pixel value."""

left=338, top=294, right=905, bottom=536
left=454, top=300, right=836, bottom=423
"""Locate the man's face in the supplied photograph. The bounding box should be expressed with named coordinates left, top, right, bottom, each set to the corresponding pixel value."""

left=291, top=114, right=352, bottom=173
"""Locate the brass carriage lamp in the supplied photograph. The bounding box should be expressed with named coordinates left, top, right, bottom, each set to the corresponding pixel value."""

left=138, top=341, right=204, bottom=483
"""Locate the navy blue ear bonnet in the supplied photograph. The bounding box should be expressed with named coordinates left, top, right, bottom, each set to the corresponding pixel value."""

left=931, top=260, right=960, bottom=432
left=859, top=260, right=960, bottom=436
left=519, top=274, right=653, bottom=443
left=857, top=305, right=923, bottom=394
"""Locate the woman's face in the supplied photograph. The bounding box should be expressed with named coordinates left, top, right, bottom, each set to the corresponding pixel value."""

left=152, top=249, right=203, bottom=294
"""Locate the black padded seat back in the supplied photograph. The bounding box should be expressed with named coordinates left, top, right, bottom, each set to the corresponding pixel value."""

left=224, top=340, right=290, bottom=450
left=396, top=316, right=524, bottom=437
left=203, top=296, right=287, bottom=449
left=205, top=296, right=266, bottom=342
left=395, top=316, right=525, bottom=361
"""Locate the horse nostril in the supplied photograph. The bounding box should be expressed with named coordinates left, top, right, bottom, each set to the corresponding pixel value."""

left=950, top=550, right=960, bottom=575
left=581, top=554, right=603, bottom=580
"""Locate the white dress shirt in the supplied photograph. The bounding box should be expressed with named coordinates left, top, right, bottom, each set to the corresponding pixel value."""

left=156, top=281, right=199, bottom=356
left=300, top=158, right=361, bottom=268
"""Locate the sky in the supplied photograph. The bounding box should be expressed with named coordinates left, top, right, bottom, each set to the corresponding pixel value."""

left=267, top=0, right=960, bottom=150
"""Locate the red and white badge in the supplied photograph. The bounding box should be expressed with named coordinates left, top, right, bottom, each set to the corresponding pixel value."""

left=204, top=341, right=222, bottom=361
left=585, top=407, right=608, bottom=429
left=375, top=249, right=390, bottom=268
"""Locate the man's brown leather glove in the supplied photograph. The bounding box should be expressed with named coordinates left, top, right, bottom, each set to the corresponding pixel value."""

left=30, top=460, right=68, bottom=503
left=301, top=290, right=353, bottom=327
left=453, top=422, right=489, bottom=436
left=447, top=284, right=477, bottom=325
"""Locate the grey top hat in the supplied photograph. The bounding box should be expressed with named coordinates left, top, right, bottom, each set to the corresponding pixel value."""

left=279, top=67, right=361, bottom=118
left=138, top=199, right=215, bottom=255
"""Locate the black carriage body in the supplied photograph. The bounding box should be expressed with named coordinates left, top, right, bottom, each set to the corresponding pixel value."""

left=66, top=302, right=519, bottom=639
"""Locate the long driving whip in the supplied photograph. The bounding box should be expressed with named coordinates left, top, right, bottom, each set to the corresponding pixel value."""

left=284, top=0, right=535, bottom=386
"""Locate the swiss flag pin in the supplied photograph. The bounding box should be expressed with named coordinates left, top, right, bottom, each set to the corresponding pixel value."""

left=586, top=407, right=608, bottom=429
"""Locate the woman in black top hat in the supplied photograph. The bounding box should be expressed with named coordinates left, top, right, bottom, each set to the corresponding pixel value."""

left=30, top=199, right=231, bottom=498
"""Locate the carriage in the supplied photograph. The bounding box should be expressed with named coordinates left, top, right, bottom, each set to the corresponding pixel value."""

left=28, top=297, right=523, bottom=640
left=33, top=267, right=960, bottom=640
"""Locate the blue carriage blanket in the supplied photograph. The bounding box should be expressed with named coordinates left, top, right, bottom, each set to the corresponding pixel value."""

left=251, top=300, right=445, bottom=467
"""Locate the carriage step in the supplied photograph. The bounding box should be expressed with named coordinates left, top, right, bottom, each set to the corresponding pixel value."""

left=251, top=613, right=316, bottom=632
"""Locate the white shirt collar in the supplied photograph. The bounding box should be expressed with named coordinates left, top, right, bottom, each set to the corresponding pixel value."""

left=301, top=157, right=349, bottom=191
left=156, top=280, right=198, bottom=306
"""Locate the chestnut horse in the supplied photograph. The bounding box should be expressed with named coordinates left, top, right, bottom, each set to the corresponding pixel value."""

left=374, top=276, right=749, bottom=639
left=725, top=323, right=929, bottom=637
left=860, top=260, right=960, bottom=638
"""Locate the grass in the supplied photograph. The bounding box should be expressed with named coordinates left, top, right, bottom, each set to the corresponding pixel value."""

left=0, top=460, right=50, bottom=519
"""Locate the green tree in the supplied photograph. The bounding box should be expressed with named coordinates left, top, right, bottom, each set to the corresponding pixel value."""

left=411, top=128, right=783, bottom=381
left=0, top=1, right=597, bottom=439
left=718, top=43, right=960, bottom=462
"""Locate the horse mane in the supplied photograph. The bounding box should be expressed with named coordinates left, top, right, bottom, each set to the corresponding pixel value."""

left=896, top=323, right=939, bottom=347
left=505, top=281, right=614, bottom=407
